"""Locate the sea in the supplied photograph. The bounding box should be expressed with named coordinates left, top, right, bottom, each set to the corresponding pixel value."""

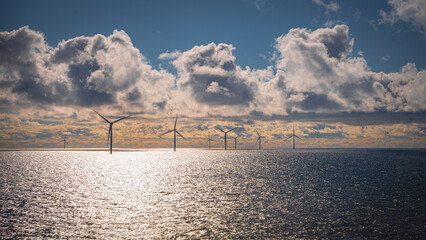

left=0, top=149, right=425, bottom=239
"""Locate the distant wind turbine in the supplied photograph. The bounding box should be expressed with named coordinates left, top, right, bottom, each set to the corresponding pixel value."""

left=231, top=135, right=238, bottom=149
left=255, top=130, right=265, bottom=150
left=287, top=125, right=302, bottom=149
left=57, top=135, right=67, bottom=149
left=160, top=115, right=185, bottom=151
left=62, top=135, right=67, bottom=149
left=206, top=134, right=215, bottom=149
left=94, top=111, right=131, bottom=154
left=215, top=127, right=236, bottom=150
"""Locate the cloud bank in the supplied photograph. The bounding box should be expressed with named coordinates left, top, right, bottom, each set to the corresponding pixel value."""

left=0, top=25, right=425, bottom=121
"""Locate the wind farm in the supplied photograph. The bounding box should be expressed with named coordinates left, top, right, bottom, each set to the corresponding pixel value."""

left=2, top=1, right=425, bottom=239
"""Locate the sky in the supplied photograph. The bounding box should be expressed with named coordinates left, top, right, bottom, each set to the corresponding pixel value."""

left=0, top=0, right=425, bottom=149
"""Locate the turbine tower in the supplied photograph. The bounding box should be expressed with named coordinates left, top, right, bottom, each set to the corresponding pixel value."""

left=215, top=127, right=236, bottom=150
left=94, top=111, right=131, bottom=154
left=287, top=125, right=302, bottom=149
left=160, top=115, right=185, bottom=151
left=255, top=130, right=265, bottom=150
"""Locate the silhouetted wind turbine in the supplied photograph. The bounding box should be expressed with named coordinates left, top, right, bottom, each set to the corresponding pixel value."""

left=215, top=127, right=236, bottom=150
left=287, top=125, right=302, bottom=149
left=160, top=115, right=185, bottom=151
left=57, top=135, right=67, bottom=149
left=94, top=111, right=131, bottom=154
left=255, top=130, right=265, bottom=150
left=232, top=135, right=238, bottom=149
left=62, top=135, right=67, bottom=149
left=206, top=134, right=215, bottom=149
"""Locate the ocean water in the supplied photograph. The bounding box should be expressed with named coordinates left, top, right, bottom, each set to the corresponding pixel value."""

left=0, top=149, right=425, bottom=239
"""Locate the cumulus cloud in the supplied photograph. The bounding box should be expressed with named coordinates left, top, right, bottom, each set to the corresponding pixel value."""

left=376, top=63, right=426, bottom=112
left=169, top=43, right=257, bottom=111
left=273, top=25, right=381, bottom=113
left=379, top=0, right=426, bottom=36
left=0, top=26, right=174, bottom=117
left=272, top=24, right=425, bottom=114
left=313, top=0, right=340, bottom=12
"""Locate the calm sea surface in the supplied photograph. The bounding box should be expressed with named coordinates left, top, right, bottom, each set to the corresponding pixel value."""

left=0, top=149, right=425, bottom=239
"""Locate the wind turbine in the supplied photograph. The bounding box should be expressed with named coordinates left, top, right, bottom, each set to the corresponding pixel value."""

left=57, top=135, right=67, bottom=149
left=215, top=127, right=236, bottom=150
left=231, top=135, right=238, bottom=149
left=160, top=115, right=185, bottom=151
left=206, top=134, right=215, bottom=149
left=255, top=130, right=265, bottom=150
left=94, top=111, right=131, bottom=154
left=287, top=125, right=302, bottom=149
left=62, top=135, right=67, bottom=149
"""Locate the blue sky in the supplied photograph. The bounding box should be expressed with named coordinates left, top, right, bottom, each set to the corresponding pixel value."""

left=1, top=0, right=425, bottom=73
left=0, top=0, right=425, bottom=148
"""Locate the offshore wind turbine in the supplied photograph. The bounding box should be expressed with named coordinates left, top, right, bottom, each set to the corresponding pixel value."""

left=206, top=134, right=215, bottom=149
left=62, top=135, right=66, bottom=149
left=231, top=136, right=238, bottom=149
left=94, top=111, right=131, bottom=154
left=255, top=130, right=265, bottom=150
left=160, top=115, right=185, bottom=151
left=215, top=127, right=236, bottom=150
left=287, top=125, right=302, bottom=149
left=57, top=135, right=67, bottom=149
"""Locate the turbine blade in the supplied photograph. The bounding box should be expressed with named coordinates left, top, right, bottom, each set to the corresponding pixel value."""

left=255, top=130, right=260, bottom=137
left=112, top=115, right=131, bottom=124
left=160, top=129, right=174, bottom=136
left=175, top=130, right=185, bottom=140
left=227, top=127, right=237, bottom=133
left=215, top=127, right=225, bottom=133
left=174, top=115, right=178, bottom=129
left=256, top=138, right=259, bottom=143
left=295, top=135, right=302, bottom=140
left=287, top=136, right=293, bottom=140
left=94, top=110, right=110, bottom=124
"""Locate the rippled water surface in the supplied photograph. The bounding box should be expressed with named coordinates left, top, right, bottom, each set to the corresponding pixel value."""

left=1, top=149, right=425, bottom=239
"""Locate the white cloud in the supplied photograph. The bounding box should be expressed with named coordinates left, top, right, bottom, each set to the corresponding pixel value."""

left=313, top=0, right=340, bottom=12
left=379, top=0, right=426, bottom=37
left=272, top=24, right=425, bottom=113
left=158, top=50, right=182, bottom=60
left=380, top=55, right=391, bottom=62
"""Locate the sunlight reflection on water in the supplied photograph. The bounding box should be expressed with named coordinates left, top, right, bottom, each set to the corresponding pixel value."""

left=0, top=149, right=425, bottom=238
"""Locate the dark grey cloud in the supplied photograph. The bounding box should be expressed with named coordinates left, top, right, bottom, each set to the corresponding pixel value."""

left=126, top=87, right=142, bottom=101
left=50, top=37, right=89, bottom=63
left=296, top=93, right=342, bottom=111
left=67, top=60, right=115, bottom=107
left=315, top=24, right=353, bottom=59
left=173, top=43, right=255, bottom=106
